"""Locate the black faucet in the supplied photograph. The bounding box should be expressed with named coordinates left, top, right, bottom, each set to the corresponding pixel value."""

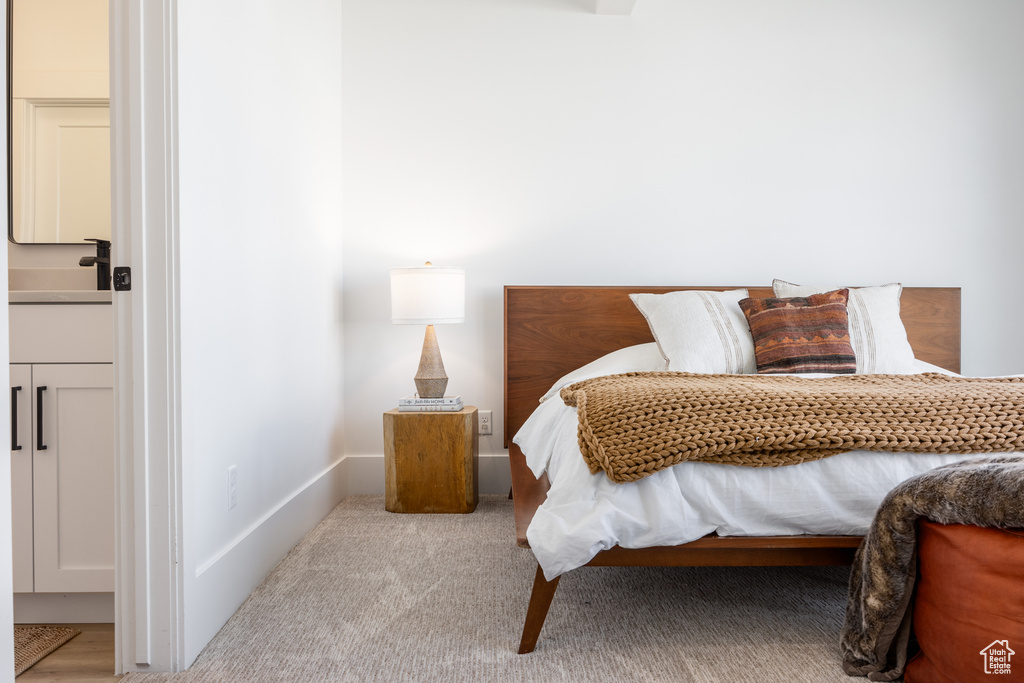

left=79, top=238, right=112, bottom=291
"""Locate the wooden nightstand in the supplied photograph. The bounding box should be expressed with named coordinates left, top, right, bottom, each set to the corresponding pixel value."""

left=383, top=406, right=479, bottom=513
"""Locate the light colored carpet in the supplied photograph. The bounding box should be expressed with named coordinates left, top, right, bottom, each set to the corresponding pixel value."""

left=124, top=495, right=855, bottom=682
left=14, top=626, right=81, bottom=676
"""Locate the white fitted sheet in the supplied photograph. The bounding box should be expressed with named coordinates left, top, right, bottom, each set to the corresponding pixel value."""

left=514, top=363, right=985, bottom=581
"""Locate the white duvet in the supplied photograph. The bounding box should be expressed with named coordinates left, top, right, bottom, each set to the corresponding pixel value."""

left=514, top=357, right=985, bottom=581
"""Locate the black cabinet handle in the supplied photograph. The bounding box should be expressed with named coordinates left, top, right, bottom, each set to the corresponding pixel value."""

left=11, top=386, right=21, bottom=451
left=36, top=386, right=47, bottom=451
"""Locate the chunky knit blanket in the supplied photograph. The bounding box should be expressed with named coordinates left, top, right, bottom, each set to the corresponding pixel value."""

left=840, top=455, right=1024, bottom=680
left=559, top=372, right=1024, bottom=483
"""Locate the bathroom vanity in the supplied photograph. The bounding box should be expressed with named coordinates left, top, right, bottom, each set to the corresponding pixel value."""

left=6, top=0, right=117, bottom=624
left=9, top=279, right=114, bottom=617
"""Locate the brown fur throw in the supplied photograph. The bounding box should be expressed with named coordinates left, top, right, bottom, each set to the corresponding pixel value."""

left=559, top=372, right=1024, bottom=483
left=841, top=455, right=1024, bottom=680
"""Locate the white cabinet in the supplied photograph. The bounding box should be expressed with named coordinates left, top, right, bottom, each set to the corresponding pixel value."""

left=10, top=364, right=33, bottom=592
left=9, top=303, right=114, bottom=594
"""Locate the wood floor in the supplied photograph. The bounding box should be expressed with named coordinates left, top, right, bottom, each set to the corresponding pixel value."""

left=18, top=624, right=120, bottom=682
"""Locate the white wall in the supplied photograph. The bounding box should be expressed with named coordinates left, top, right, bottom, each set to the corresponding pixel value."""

left=176, top=0, right=345, bottom=665
left=342, top=0, right=1024, bottom=476
left=1, top=6, right=16, bottom=679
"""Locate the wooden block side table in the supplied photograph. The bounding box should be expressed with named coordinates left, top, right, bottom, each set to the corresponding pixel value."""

left=383, top=406, right=479, bottom=513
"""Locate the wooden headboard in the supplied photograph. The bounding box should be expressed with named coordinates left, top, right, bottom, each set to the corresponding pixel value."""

left=504, top=286, right=961, bottom=446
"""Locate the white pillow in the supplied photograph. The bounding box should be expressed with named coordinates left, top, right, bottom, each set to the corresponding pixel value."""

left=912, top=358, right=959, bottom=377
left=539, top=342, right=667, bottom=403
left=629, top=289, right=756, bottom=374
left=771, top=280, right=916, bottom=374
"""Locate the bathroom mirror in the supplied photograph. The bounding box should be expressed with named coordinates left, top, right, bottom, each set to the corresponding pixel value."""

left=7, top=0, right=110, bottom=244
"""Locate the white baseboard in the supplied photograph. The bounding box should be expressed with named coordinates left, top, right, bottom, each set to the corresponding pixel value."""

left=343, top=453, right=512, bottom=496
left=15, top=592, right=115, bottom=624
left=478, top=453, right=513, bottom=495
left=184, top=458, right=348, bottom=664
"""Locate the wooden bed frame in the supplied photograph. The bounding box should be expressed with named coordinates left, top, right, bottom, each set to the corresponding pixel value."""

left=503, top=285, right=961, bottom=653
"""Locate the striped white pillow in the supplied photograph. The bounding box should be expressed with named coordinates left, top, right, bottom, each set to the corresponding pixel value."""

left=771, top=280, right=916, bottom=374
left=630, top=290, right=756, bottom=374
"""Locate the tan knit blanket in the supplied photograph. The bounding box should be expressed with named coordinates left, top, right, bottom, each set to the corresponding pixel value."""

left=559, top=372, right=1024, bottom=483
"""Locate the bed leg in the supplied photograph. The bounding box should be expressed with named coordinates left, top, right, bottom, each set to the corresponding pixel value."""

left=518, top=564, right=561, bottom=654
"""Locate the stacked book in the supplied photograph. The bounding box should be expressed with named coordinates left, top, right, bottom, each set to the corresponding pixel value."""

left=398, top=395, right=463, bottom=412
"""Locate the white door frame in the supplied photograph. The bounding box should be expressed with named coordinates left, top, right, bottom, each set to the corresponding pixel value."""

left=110, top=0, right=185, bottom=673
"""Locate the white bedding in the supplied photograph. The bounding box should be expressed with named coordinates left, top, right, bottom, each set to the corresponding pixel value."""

left=514, top=359, right=984, bottom=581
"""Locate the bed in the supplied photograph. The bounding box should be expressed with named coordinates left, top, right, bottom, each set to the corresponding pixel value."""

left=503, top=285, right=962, bottom=654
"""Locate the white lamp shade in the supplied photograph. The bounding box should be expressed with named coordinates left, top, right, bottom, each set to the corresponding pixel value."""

left=390, top=266, right=466, bottom=324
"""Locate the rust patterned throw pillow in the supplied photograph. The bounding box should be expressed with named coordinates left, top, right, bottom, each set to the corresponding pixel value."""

left=738, top=289, right=857, bottom=374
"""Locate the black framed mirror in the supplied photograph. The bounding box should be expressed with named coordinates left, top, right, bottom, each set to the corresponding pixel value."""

left=7, top=0, right=110, bottom=245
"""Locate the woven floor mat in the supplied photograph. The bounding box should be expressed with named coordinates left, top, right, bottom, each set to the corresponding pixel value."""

left=14, top=626, right=81, bottom=676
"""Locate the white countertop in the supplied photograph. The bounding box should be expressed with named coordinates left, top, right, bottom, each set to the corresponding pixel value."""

left=9, top=290, right=113, bottom=304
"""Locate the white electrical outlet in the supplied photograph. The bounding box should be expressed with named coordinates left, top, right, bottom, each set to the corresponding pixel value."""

left=228, top=465, right=238, bottom=510
left=479, top=410, right=493, bottom=436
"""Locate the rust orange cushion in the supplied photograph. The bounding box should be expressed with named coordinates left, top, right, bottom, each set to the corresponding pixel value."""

left=904, top=520, right=1024, bottom=683
left=738, top=288, right=856, bottom=374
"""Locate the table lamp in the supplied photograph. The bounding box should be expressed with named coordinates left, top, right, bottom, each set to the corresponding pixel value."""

left=390, top=262, right=465, bottom=398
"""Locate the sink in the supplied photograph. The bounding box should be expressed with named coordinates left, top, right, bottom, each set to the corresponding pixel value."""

left=8, top=269, right=112, bottom=303
left=9, top=268, right=97, bottom=291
